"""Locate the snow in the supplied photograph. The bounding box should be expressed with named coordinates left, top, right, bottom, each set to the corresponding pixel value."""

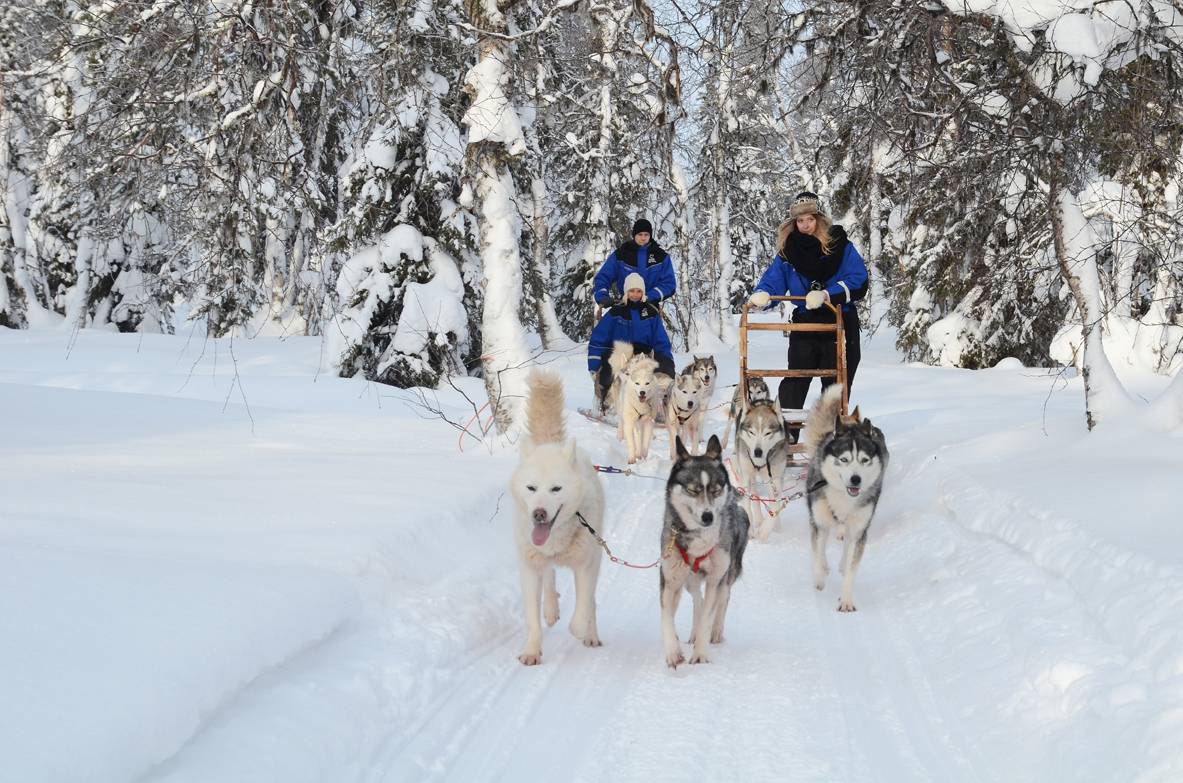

left=943, top=0, right=1157, bottom=96
left=2, top=318, right=1182, bottom=782
left=462, top=56, right=527, bottom=156
left=387, top=240, right=468, bottom=358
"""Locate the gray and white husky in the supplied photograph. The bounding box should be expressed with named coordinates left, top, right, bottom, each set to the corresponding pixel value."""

left=659, top=435, right=750, bottom=668
left=510, top=371, right=606, bottom=664
left=732, top=399, right=790, bottom=541
left=681, top=355, right=717, bottom=411
left=720, top=376, right=771, bottom=450
left=804, top=384, right=888, bottom=612
left=666, top=372, right=705, bottom=459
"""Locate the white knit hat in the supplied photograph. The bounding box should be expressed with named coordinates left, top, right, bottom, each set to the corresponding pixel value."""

left=623, top=272, right=646, bottom=301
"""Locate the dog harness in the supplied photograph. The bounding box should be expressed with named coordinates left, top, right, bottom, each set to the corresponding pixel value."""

left=675, top=543, right=714, bottom=573
left=672, top=404, right=695, bottom=424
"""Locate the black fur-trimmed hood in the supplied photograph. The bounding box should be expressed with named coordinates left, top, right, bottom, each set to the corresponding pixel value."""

left=615, top=240, right=669, bottom=268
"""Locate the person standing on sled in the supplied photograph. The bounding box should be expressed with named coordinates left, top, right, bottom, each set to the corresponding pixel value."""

left=592, top=218, right=677, bottom=309
left=588, top=273, right=676, bottom=413
left=747, top=191, right=868, bottom=441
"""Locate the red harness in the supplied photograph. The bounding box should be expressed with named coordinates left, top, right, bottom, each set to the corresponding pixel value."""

left=676, top=543, right=714, bottom=573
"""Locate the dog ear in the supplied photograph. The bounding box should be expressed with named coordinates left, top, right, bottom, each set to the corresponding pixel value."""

left=704, top=434, right=722, bottom=460
left=834, top=413, right=844, bottom=432
left=675, top=436, right=690, bottom=461
left=850, top=405, right=861, bottom=422
left=562, top=439, right=578, bottom=464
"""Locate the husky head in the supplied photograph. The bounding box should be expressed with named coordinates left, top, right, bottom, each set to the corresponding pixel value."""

left=745, top=376, right=772, bottom=405
left=682, top=355, right=717, bottom=390
left=736, top=400, right=786, bottom=467
left=513, top=439, right=586, bottom=548
left=622, top=354, right=660, bottom=405
left=668, top=435, right=730, bottom=531
left=670, top=373, right=703, bottom=414
left=818, top=418, right=886, bottom=499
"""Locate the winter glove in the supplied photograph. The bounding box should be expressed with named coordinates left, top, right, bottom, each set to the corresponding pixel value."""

left=805, top=289, right=829, bottom=310
left=748, top=291, right=771, bottom=308
left=595, top=296, right=613, bottom=308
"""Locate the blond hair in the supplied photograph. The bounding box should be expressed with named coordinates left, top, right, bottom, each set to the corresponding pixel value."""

left=777, top=213, right=833, bottom=257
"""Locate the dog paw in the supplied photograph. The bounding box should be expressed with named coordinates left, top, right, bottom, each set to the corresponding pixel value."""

left=837, top=600, right=857, bottom=613
left=665, top=649, right=685, bottom=669
left=544, top=597, right=560, bottom=627
left=518, top=651, right=542, bottom=665
left=583, top=636, right=602, bottom=648
left=688, top=651, right=712, bottom=665
left=710, top=632, right=725, bottom=645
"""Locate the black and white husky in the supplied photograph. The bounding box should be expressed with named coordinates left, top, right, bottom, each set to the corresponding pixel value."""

left=659, top=435, right=750, bottom=668
left=804, top=384, right=888, bottom=612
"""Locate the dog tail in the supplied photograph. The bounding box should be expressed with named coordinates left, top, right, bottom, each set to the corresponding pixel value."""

left=525, top=370, right=566, bottom=445
left=803, top=383, right=845, bottom=453
left=608, top=341, right=634, bottom=375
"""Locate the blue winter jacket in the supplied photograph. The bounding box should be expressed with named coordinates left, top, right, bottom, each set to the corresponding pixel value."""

left=587, top=302, right=673, bottom=372
left=593, top=240, right=677, bottom=306
left=754, top=232, right=868, bottom=319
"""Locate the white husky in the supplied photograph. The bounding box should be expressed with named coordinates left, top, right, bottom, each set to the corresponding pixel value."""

left=510, top=371, right=607, bottom=665
left=609, top=341, right=662, bottom=464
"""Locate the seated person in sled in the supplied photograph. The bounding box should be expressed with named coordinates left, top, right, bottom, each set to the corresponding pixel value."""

left=588, top=273, right=676, bottom=413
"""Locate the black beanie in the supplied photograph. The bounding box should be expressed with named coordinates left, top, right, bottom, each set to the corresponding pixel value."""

left=632, top=218, right=653, bottom=237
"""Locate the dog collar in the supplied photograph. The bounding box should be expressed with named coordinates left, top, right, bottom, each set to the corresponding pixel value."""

left=673, top=405, right=694, bottom=424
left=676, top=543, right=714, bottom=573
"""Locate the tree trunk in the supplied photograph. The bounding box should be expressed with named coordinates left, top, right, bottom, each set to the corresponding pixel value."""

left=463, top=8, right=532, bottom=434
left=1049, top=181, right=1132, bottom=430
left=530, top=174, right=566, bottom=348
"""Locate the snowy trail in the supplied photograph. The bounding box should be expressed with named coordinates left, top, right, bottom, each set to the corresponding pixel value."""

left=381, top=413, right=1000, bottom=782
left=377, top=391, right=1180, bottom=783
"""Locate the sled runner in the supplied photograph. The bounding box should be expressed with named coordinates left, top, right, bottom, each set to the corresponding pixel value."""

left=577, top=406, right=616, bottom=426
left=738, top=295, right=848, bottom=467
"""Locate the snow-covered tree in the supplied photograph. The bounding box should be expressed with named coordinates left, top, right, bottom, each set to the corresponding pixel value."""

left=324, top=0, right=480, bottom=389
left=686, top=0, right=798, bottom=343
left=792, top=0, right=1183, bottom=426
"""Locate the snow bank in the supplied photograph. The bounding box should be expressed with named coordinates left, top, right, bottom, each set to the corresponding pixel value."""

left=0, top=549, right=357, bottom=783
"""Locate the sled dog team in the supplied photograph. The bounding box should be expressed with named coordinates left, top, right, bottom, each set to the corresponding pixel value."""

left=511, top=368, right=888, bottom=668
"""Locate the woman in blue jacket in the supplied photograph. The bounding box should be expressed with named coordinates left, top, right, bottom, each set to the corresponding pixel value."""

left=747, top=192, right=868, bottom=435
left=588, top=272, right=675, bottom=411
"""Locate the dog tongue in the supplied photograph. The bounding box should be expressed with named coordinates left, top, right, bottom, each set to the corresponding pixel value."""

left=532, top=522, right=552, bottom=546
left=847, top=487, right=861, bottom=497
